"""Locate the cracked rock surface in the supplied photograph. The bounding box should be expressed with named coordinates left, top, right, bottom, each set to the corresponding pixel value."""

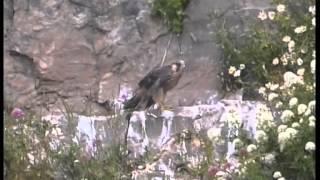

left=4, top=0, right=269, bottom=115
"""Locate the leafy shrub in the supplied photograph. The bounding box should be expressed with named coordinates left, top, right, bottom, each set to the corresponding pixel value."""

left=4, top=107, right=131, bottom=179
left=215, top=0, right=315, bottom=99
left=151, top=0, right=190, bottom=34
left=205, top=0, right=315, bottom=179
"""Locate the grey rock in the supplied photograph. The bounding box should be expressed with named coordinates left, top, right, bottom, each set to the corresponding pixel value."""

left=4, top=0, right=269, bottom=115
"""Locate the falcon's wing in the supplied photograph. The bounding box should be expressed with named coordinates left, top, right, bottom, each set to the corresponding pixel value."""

left=138, top=65, right=172, bottom=89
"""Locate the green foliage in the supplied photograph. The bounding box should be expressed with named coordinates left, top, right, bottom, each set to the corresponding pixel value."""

left=151, top=0, right=190, bottom=34
left=208, top=0, right=315, bottom=179
left=215, top=0, right=315, bottom=97
left=4, top=109, right=130, bottom=179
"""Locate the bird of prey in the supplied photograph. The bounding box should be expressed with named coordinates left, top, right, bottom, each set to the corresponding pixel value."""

left=124, top=60, right=185, bottom=111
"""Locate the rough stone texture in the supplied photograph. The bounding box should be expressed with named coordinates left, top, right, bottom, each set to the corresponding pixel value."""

left=4, top=0, right=270, bottom=115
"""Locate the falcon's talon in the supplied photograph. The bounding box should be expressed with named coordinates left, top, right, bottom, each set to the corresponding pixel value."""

left=160, top=105, right=174, bottom=112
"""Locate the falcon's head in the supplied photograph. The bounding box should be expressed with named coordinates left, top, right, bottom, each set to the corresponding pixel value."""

left=171, top=60, right=186, bottom=73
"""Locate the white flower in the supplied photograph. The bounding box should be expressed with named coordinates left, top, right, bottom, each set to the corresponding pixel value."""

left=291, top=122, right=300, bottom=128
left=294, top=26, right=307, bottom=34
left=305, top=142, right=315, bottom=151
left=285, top=127, right=298, bottom=137
left=265, top=82, right=272, bottom=89
left=277, top=4, right=285, bottom=12
left=275, top=102, right=283, bottom=108
left=304, top=108, right=312, bottom=116
left=268, top=93, right=278, bottom=101
left=233, top=138, right=243, bottom=148
left=306, top=85, right=313, bottom=91
left=282, top=36, right=291, bottom=42
left=297, top=68, right=305, bottom=76
left=258, top=87, right=266, bottom=95
left=278, top=132, right=290, bottom=144
left=228, top=66, right=236, bottom=75
left=283, top=71, right=304, bottom=87
left=268, top=11, right=276, bottom=20
left=256, top=104, right=275, bottom=129
left=278, top=125, right=288, bottom=133
left=280, top=110, right=294, bottom=122
left=234, top=70, right=241, bottom=77
left=312, top=50, right=315, bottom=58
left=297, top=104, right=308, bottom=115
left=207, top=127, right=221, bottom=141
left=308, top=115, right=315, bottom=123
left=239, top=64, right=245, bottom=70
left=272, top=57, right=279, bottom=65
left=255, top=130, right=268, bottom=143
left=27, top=153, right=35, bottom=165
left=309, top=121, right=315, bottom=127
left=310, top=60, right=315, bottom=74
left=280, top=52, right=290, bottom=65
left=278, top=177, right=286, bottom=180
left=258, top=11, right=267, bottom=20
left=273, top=171, right=282, bottom=178
left=308, top=100, right=315, bottom=110
left=288, top=40, right=295, bottom=52
left=312, top=17, right=315, bottom=26
left=74, top=159, right=80, bottom=163
left=289, top=97, right=298, bottom=108
left=247, top=144, right=257, bottom=152
left=277, top=128, right=298, bottom=149
left=301, top=49, right=307, bottom=54
left=270, top=84, right=279, bottom=91
left=297, top=58, right=303, bottom=66
left=299, top=118, right=304, bottom=124
left=262, top=153, right=275, bottom=165
left=309, top=6, right=315, bottom=15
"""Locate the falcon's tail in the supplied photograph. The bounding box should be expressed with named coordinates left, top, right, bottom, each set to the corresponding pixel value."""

left=123, top=95, right=141, bottom=110
left=123, top=94, right=154, bottom=111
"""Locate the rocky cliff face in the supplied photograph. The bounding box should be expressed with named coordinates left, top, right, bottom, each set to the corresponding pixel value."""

left=4, top=0, right=269, bottom=115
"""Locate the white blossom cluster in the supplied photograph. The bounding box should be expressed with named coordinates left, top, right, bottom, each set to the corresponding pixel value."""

left=278, top=127, right=298, bottom=151
left=280, top=110, right=294, bottom=123
left=256, top=104, right=275, bottom=129
left=305, top=141, right=315, bottom=151
left=261, top=153, right=275, bottom=165
left=254, top=130, right=268, bottom=144
left=223, top=1, right=315, bottom=179
left=207, top=127, right=221, bottom=142
left=228, top=64, right=245, bottom=77
left=273, top=171, right=286, bottom=180
left=247, top=144, right=257, bottom=153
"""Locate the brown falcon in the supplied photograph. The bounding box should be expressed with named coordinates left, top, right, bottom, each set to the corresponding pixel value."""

left=124, top=60, right=185, bottom=111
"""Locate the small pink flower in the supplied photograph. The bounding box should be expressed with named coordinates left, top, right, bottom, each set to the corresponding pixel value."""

left=208, top=165, right=220, bottom=177
left=223, top=162, right=231, bottom=171
left=10, top=107, right=25, bottom=119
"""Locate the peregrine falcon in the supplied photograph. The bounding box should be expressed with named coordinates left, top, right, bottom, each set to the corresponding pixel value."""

left=124, top=60, right=185, bottom=111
